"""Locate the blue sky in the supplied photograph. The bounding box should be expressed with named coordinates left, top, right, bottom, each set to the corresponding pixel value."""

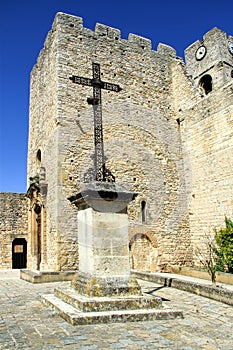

left=0, top=0, right=232, bottom=193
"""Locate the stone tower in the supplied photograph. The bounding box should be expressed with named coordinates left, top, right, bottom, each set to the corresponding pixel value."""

left=25, top=13, right=232, bottom=273
left=180, top=28, right=233, bottom=254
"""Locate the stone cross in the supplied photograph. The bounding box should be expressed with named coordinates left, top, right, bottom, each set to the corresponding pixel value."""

left=70, top=63, right=122, bottom=182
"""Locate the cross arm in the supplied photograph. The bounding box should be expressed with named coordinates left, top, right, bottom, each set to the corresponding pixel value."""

left=101, top=81, right=122, bottom=92
left=70, top=75, right=122, bottom=93
left=69, top=75, right=93, bottom=87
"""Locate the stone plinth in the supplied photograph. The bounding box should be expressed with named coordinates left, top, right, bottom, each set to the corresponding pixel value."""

left=71, top=272, right=141, bottom=297
left=41, top=181, right=183, bottom=324
left=54, top=286, right=163, bottom=311
left=77, top=208, right=130, bottom=278
left=41, top=283, right=183, bottom=325
left=69, top=181, right=141, bottom=297
left=42, top=292, right=183, bottom=325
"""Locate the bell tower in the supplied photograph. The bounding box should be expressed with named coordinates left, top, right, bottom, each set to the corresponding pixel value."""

left=180, top=27, right=233, bottom=260
left=185, top=27, right=233, bottom=94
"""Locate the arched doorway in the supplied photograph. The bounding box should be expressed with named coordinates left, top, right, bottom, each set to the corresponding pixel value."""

left=12, top=238, right=27, bottom=269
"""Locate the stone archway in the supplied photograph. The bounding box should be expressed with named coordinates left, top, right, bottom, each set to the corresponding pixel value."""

left=12, top=238, right=27, bottom=269
left=129, top=232, right=158, bottom=272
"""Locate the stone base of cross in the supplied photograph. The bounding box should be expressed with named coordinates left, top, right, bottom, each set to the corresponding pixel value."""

left=69, top=181, right=140, bottom=297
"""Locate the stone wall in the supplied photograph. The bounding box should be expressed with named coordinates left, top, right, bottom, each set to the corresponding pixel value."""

left=0, top=193, right=28, bottom=268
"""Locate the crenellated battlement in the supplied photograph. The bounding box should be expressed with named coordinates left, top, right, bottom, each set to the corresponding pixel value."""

left=95, top=22, right=121, bottom=40
left=128, top=33, right=152, bottom=50
left=53, top=12, right=176, bottom=58
left=54, top=12, right=83, bottom=30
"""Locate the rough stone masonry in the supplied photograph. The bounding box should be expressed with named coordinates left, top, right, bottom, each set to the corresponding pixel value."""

left=0, top=12, right=232, bottom=272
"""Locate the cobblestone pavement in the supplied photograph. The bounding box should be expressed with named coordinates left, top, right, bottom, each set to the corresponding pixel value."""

left=0, top=271, right=232, bottom=349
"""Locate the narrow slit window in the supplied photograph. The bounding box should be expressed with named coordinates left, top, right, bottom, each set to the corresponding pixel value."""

left=36, top=149, right=41, bottom=171
left=141, top=201, right=146, bottom=223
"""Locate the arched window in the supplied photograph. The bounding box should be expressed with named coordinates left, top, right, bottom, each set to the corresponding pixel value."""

left=199, top=74, right=212, bottom=95
left=141, top=200, right=146, bottom=223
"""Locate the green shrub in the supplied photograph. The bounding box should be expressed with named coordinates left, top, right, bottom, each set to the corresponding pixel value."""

left=215, top=217, right=233, bottom=273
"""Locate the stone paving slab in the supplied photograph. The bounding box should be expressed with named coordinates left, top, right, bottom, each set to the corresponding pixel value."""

left=0, top=271, right=233, bottom=349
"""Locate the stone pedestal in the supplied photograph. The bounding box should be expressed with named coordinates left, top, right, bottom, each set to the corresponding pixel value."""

left=41, top=182, right=183, bottom=324
left=70, top=181, right=141, bottom=297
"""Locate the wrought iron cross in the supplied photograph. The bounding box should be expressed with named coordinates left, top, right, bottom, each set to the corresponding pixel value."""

left=70, top=63, right=122, bottom=182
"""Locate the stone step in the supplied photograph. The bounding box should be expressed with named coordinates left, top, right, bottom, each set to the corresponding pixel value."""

left=41, top=293, right=183, bottom=325
left=20, top=269, right=76, bottom=283
left=54, top=287, right=162, bottom=312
